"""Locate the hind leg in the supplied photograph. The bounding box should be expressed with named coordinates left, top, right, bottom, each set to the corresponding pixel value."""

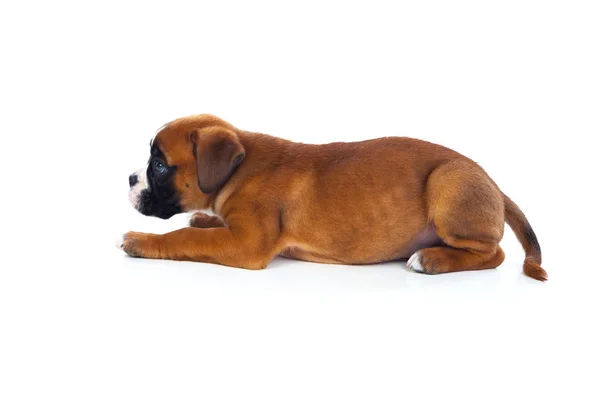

left=407, top=245, right=505, bottom=274
left=407, top=160, right=506, bottom=275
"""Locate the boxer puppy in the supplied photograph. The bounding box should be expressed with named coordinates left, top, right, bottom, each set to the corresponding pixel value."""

left=119, top=114, right=547, bottom=281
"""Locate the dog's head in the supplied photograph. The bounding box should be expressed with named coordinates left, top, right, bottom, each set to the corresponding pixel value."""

left=128, top=115, right=245, bottom=219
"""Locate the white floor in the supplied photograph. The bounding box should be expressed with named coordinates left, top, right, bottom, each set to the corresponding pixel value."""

left=2, top=210, right=598, bottom=399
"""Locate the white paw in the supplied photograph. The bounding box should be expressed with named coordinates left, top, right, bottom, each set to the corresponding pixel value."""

left=407, top=251, right=424, bottom=272
left=116, top=236, right=124, bottom=249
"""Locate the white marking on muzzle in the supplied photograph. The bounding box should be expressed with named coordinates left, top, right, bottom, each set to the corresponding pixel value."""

left=129, top=167, right=148, bottom=210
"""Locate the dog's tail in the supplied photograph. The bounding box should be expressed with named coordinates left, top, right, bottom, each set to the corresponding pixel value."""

left=503, top=194, right=547, bottom=281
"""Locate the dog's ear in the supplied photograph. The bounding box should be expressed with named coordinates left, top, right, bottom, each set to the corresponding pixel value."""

left=190, top=129, right=245, bottom=194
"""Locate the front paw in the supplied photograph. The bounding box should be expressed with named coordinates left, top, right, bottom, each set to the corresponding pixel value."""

left=189, top=212, right=225, bottom=228
left=119, top=231, right=161, bottom=258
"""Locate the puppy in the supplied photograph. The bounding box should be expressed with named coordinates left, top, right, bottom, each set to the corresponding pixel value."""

left=120, top=114, right=546, bottom=281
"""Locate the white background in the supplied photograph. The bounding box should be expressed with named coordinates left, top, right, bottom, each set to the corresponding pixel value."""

left=1, top=1, right=599, bottom=399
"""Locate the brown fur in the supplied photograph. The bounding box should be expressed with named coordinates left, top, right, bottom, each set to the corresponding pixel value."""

left=122, top=114, right=547, bottom=280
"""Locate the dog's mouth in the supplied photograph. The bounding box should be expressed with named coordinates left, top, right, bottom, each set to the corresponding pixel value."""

left=129, top=171, right=182, bottom=220
left=135, top=188, right=155, bottom=216
left=133, top=188, right=180, bottom=219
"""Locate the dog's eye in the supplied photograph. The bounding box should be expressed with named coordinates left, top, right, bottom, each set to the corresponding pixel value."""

left=153, top=160, right=166, bottom=174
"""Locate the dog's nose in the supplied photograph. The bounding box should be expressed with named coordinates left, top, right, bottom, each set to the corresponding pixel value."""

left=129, top=173, right=138, bottom=187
